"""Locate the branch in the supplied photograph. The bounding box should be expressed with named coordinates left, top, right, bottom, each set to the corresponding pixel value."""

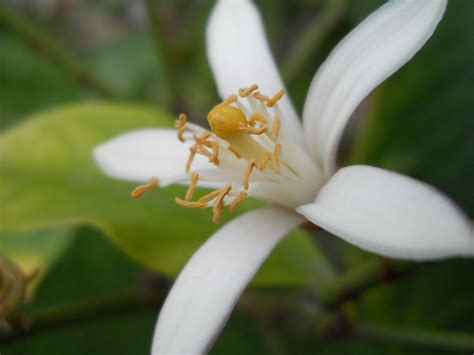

left=281, top=0, right=346, bottom=84
left=319, top=257, right=418, bottom=309
left=0, top=3, right=120, bottom=99
left=0, top=284, right=167, bottom=343
left=354, top=322, right=474, bottom=352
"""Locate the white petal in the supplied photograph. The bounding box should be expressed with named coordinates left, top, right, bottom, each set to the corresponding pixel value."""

left=93, top=128, right=241, bottom=187
left=297, top=165, right=473, bottom=261
left=302, top=0, right=447, bottom=177
left=151, top=207, right=303, bottom=354
left=206, top=0, right=304, bottom=144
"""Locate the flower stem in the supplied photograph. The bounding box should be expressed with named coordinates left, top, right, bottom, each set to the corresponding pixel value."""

left=281, top=0, right=346, bottom=85
left=354, top=322, right=474, bottom=352
left=0, top=3, right=120, bottom=99
left=319, top=257, right=418, bottom=309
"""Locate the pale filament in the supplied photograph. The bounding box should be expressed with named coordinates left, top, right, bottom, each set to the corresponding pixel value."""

left=271, top=116, right=281, bottom=141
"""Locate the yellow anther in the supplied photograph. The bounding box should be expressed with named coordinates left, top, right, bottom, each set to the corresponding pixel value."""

left=212, top=184, right=232, bottom=214
left=243, top=159, right=256, bottom=190
left=248, top=113, right=267, bottom=126
left=175, top=113, right=187, bottom=129
left=194, top=130, right=212, bottom=144
left=267, top=89, right=285, bottom=107
left=229, top=191, right=247, bottom=212
left=253, top=92, right=270, bottom=102
left=175, top=198, right=206, bottom=208
left=224, top=94, right=238, bottom=105
left=210, top=141, right=220, bottom=165
left=212, top=203, right=224, bottom=224
left=175, top=114, right=188, bottom=143
left=271, top=116, right=281, bottom=141
left=207, top=103, right=248, bottom=140
left=131, top=177, right=159, bottom=198
left=185, top=146, right=197, bottom=173
left=227, top=147, right=242, bottom=159
left=212, top=184, right=232, bottom=224
left=239, top=84, right=259, bottom=97
left=185, top=173, right=199, bottom=201
left=198, top=189, right=222, bottom=203
left=272, top=144, right=282, bottom=173
left=238, top=123, right=268, bottom=135
left=258, top=151, right=272, bottom=171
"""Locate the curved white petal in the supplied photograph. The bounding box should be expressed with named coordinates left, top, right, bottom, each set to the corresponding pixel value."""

left=93, top=128, right=242, bottom=187
left=152, top=207, right=303, bottom=354
left=297, top=165, right=474, bottom=261
left=302, top=0, right=447, bottom=177
left=207, top=0, right=303, bottom=144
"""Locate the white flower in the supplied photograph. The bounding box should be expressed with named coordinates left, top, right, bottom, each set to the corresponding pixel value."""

left=93, top=0, right=473, bottom=353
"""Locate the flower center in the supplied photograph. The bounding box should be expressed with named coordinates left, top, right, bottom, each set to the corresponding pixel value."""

left=132, top=84, right=305, bottom=224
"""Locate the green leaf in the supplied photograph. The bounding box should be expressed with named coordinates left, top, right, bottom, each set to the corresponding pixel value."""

left=0, top=34, right=84, bottom=129
left=89, top=32, right=161, bottom=99
left=0, top=102, right=324, bottom=287
left=1, top=228, right=269, bottom=355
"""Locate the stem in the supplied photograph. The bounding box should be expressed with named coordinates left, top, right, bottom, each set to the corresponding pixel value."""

left=354, top=322, right=474, bottom=352
left=0, top=287, right=166, bottom=343
left=145, top=0, right=177, bottom=108
left=0, top=3, right=120, bottom=99
left=281, top=0, right=346, bottom=84
left=319, top=258, right=418, bottom=309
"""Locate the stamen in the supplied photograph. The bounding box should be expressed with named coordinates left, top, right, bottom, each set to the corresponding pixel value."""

left=212, top=207, right=223, bottom=224
left=185, top=173, right=199, bottom=201
left=212, top=184, right=232, bottom=224
left=227, top=147, right=242, bottom=159
left=210, top=141, right=220, bottom=165
left=238, top=124, right=268, bottom=135
left=212, top=185, right=232, bottom=213
left=258, top=151, right=272, bottom=171
left=175, top=114, right=188, bottom=143
left=248, top=113, right=268, bottom=126
left=271, top=116, right=281, bottom=141
left=266, top=89, right=285, bottom=107
left=243, top=159, right=256, bottom=190
left=131, top=177, right=159, bottom=198
left=253, top=92, right=270, bottom=102
left=229, top=191, right=247, bottom=212
left=224, top=94, right=238, bottom=105
left=185, top=147, right=197, bottom=173
left=175, top=198, right=206, bottom=208
left=198, top=189, right=222, bottom=203
left=272, top=144, right=282, bottom=173
left=175, top=113, right=187, bottom=129
left=195, top=144, right=213, bottom=158
left=239, top=84, right=259, bottom=97
left=194, top=130, right=212, bottom=144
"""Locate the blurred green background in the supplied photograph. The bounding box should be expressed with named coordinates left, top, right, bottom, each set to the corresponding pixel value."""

left=0, top=0, right=473, bottom=354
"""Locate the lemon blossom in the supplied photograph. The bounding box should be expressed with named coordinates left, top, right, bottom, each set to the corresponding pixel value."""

left=93, top=0, right=473, bottom=353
